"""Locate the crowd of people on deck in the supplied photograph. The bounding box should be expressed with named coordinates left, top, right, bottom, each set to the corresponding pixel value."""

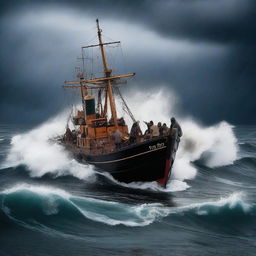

left=130, top=117, right=182, bottom=142
left=65, top=114, right=182, bottom=152
left=112, top=117, right=182, bottom=150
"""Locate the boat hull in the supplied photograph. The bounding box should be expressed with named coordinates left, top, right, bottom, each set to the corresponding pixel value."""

left=64, top=136, right=176, bottom=186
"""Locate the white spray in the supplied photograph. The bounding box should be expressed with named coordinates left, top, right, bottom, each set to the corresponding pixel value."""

left=120, top=88, right=238, bottom=183
left=4, top=88, right=238, bottom=191
left=4, top=111, right=95, bottom=180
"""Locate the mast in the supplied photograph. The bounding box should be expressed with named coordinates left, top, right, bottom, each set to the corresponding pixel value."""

left=63, top=19, right=136, bottom=125
left=96, top=19, right=118, bottom=127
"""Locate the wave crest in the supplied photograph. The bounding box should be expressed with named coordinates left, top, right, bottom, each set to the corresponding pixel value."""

left=3, top=113, right=95, bottom=181
left=1, top=185, right=254, bottom=232
left=0, top=184, right=170, bottom=228
left=3, top=89, right=238, bottom=186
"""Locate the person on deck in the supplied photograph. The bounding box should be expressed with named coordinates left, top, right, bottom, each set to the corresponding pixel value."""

left=143, top=121, right=151, bottom=139
left=118, top=117, right=126, bottom=126
left=170, top=117, right=182, bottom=138
left=150, top=121, right=159, bottom=138
left=113, top=129, right=123, bottom=150
left=129, top=121, right=142, bottom=143
left=169, top=117, right=182, bottom=161
left=162, top=123, right=169, bottom=136
left=158, top=122, right=163, bottom=136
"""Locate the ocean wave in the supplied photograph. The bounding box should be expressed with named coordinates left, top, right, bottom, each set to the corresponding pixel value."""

left=239, top=142, right=256, bottom=148
left=235, top=156, right=256, bottom=169
left=0, top=184, right=170, bottom=229
left=173, top=121, right=238, bottom=180
left=238, top=142, right=256, bottom=158
left=166, top=192, right=256, bottom=234
left=233, top=157, right=256, bottom=180
left=96, top=171, right=190, bottom=192
left=3, top=90, right=238, bottom=185
left=2, top=113, right=95, bottom=181
left=172, top=192, right=255, bottom=218
left=125, top=91, right=239, bottom=181
left=214, top=177, right=245, bottom=187
left=0, top=185, right=255, bottom=233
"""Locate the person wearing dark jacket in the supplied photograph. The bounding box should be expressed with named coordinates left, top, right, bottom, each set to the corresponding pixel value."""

left=129, top=121, right=142, bottom=143
left=169, top=117, right=182, bottom=162
left=170, top=117, right=182, bottom=137
left=158, top=122, right=163, bottom=136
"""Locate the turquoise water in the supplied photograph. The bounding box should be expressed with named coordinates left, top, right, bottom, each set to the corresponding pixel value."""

left=0, top=124, right=255, bottom=256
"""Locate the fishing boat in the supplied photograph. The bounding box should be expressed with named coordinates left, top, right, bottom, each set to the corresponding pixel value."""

left=61, top=19, right=180, bottom=187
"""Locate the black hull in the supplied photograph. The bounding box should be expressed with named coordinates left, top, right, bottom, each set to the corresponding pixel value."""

left=64, top=136, right=176, bottom=186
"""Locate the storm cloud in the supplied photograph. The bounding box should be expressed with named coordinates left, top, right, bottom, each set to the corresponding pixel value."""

left=1, top=0, right=256, bottom=124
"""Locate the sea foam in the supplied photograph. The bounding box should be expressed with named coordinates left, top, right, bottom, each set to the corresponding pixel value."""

left=125, top=89, right=238, bottom=182
left=0, top=184, right=170, bottom=227
left=4, top=112, right=95, bottom=181
left=4, top=88, right=238, bottom=190
left=1, top=184, right=253, bottom=228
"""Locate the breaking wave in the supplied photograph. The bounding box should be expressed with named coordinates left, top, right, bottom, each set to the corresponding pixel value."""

left=97, top=171, right=190, bottom=192
left=3, top=88, right=238, bottom=190
left=0, top=184, right=170, bottom=228
left=126, top=90, right=238, bottom=181
left=0, top=185, right=254, bottom=234
left=3, top=112, right=95, bottom=181
left=173, top=120, right=238, bottom=180
left=176, top=192, right=254, bottom=216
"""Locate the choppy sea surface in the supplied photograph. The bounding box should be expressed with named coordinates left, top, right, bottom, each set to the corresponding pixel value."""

left=0, top=121, right=255, bottom=256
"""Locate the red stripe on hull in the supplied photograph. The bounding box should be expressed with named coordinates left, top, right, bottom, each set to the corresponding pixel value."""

left=157, top=158, right=171, bottom=187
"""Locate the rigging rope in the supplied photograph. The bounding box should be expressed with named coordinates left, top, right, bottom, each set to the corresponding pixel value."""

left=114, top=86, right=136, bottom=123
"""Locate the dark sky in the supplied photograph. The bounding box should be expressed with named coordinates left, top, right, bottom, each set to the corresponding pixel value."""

left=1, top=0, right=256, bottom=125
